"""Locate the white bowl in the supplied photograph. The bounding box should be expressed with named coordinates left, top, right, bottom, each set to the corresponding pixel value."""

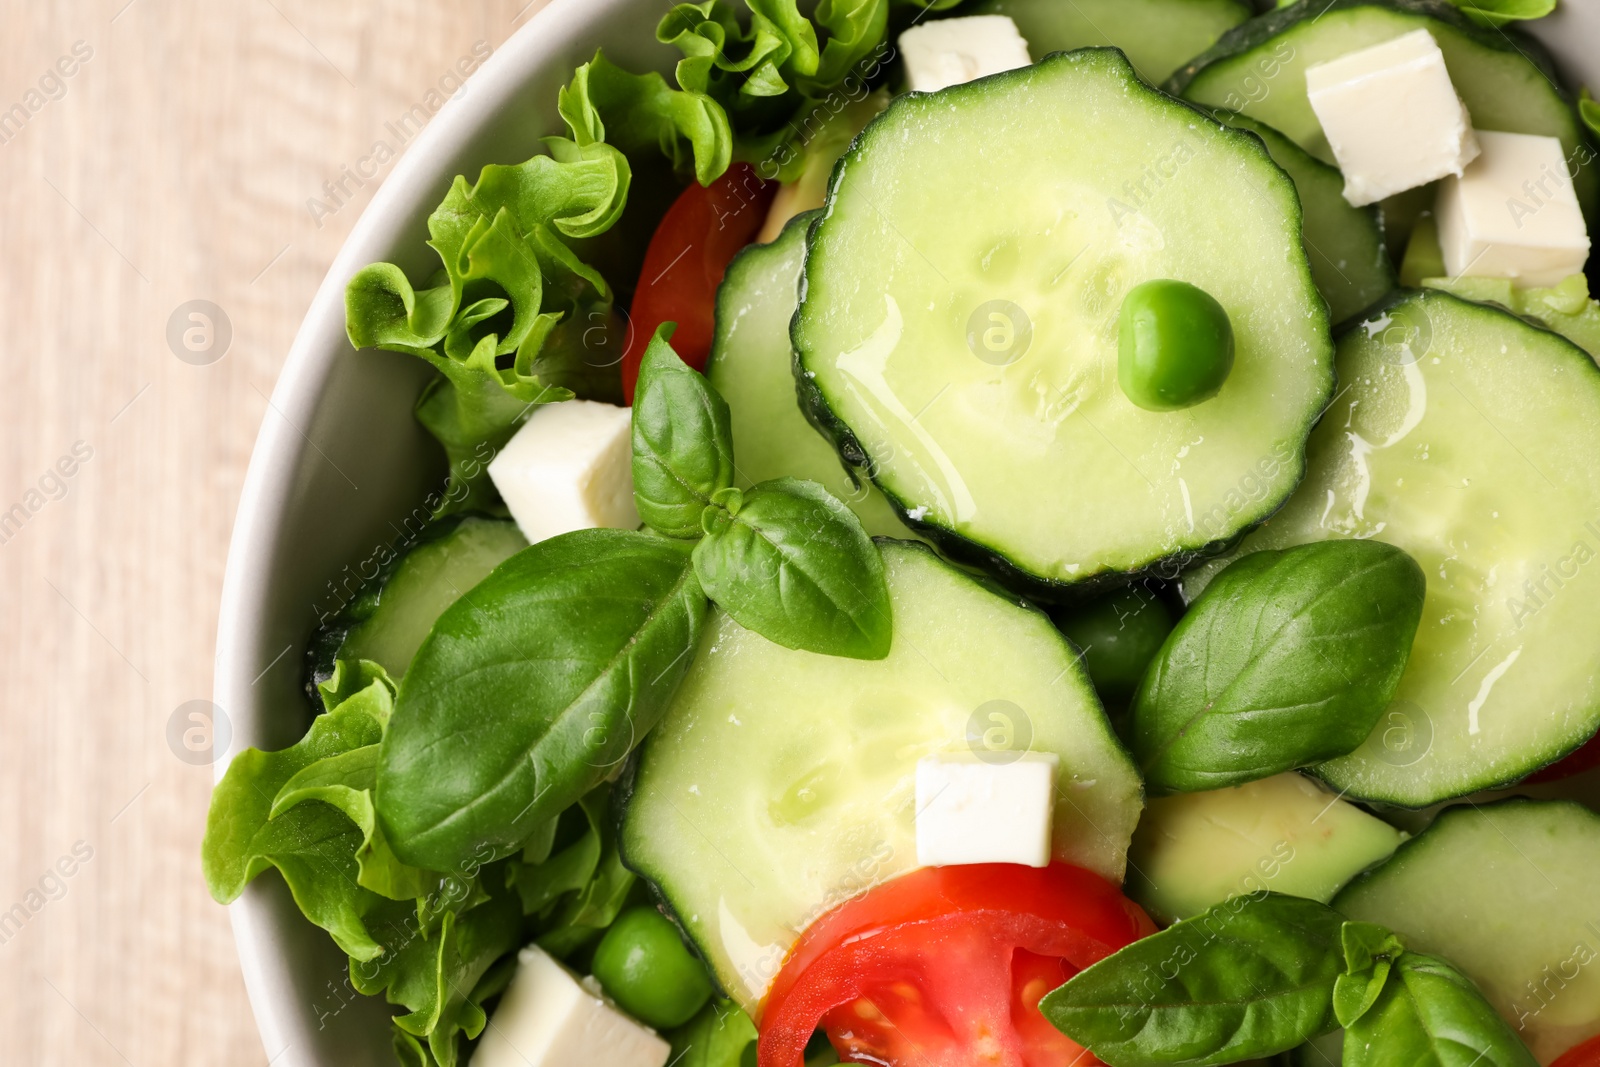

left=213, top=4, right=1600, bottom=1063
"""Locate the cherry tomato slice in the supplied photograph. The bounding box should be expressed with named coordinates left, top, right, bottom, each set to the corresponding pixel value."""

left=1553, top=1034, right=1600, bottom=1067
left=620, top=162, right=775, bottom=402
left=1525, top=732, right=1600, bottom=784
left=758, top=863, right=1155, bottom=1067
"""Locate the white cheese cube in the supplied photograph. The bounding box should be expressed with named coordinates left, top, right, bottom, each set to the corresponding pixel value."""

left=1437, top=130, right=1591, bottom=288
left=1305, top=29, right=1480, bottom=207
left=471, top=946, right=669, bottom=1067
left=915, top=753, right=1057, bottom=868
left=899, top=15, right=1031, bottom=94
left=487, top=400, right=640, bottom=545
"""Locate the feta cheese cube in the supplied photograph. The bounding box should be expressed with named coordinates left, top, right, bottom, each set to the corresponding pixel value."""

left=1305, top=29, right=1480, bottom=207
left=487, top=400, right=640, bottom=545
left=899, top=15, right=1031, bottom=94
left=471, top=946, right=670, bottom=1067
left=915, top=752, right=1057, bottom=868
left=1437, top=130, right=1591, bottom=288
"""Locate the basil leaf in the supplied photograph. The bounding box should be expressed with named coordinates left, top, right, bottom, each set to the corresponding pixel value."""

left=1343, top=953, right=1538, bottom=1067
left=376, top=529, right=708, bottom=872
left=1039, top=893, right=1345, bottom=1067
left=667, top=999, right=759, bottom=1067
left=1131, top=541, right=1425, bottom=794
left=1333, top=922, right=1406, bottom=1028
left=632, top=326, right=736, bottom=538
left=692, top=477, right=891, bottom=659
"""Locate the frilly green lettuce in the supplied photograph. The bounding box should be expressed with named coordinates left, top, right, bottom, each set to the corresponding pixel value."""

left=346, top=51, right=726, bottom=514
left=203, top=656, right=653, bottom=1067
left=345, top=5, right=942, bottom=516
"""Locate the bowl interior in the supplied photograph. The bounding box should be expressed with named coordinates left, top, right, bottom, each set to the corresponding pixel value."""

left=214, top=4, right=1600, bottom=1064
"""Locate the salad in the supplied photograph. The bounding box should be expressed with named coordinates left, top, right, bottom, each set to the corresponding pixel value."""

left=205, top=1, right=1600, bottom=1066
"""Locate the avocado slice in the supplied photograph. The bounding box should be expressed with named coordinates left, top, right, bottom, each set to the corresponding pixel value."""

left=1127, top=772, right=1404, bottom=923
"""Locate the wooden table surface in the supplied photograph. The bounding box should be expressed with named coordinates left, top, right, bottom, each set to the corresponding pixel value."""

left=0, top=2, right=550, bottom=1062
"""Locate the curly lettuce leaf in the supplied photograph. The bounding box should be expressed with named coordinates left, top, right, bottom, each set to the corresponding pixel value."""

left=559, top=50, right=732, bottom=186
left=655, top=0, right=933, bottom=181
left=354, top=888, right=523, bottom=1067
left=201, top=664, right=395, bottom=960
left=507, top=783, right=637, bottom=960
left=271, top=744, right=433, bottom=901
left=347, top=49, right=729, bottom=515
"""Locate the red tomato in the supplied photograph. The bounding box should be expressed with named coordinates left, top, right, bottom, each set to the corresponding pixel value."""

left=620, top=162, right=776, bottom=401
left=1525, top=732, right=1600, bottom=784
left=1553, top=1034, right=1600, bottom=1067
left=758, top=863, right=1156, bottom=1067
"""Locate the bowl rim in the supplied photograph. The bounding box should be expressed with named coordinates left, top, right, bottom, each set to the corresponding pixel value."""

left=212, top=0, right=638, bottom=1060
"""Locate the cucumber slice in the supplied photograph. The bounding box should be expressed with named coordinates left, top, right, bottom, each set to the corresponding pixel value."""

left=1425, top=274, right=1600, bottom=358
left=1170, top=0, right=1598, bottom=220
left=1182, top=291, right=1600, bottom=806
left=1211, top=109, right=1394, bottom=323
left=969, top=0, right=1251, bottom=84
left=308, top=515, right=526, bottom=688
left=618, top=541, right=1143, bottom=1013
left=707, top=214, right=912, bottom=539
left=793, top=49, right=1334, bottom=593
left=1335, top=799, right=1600, bottom=1063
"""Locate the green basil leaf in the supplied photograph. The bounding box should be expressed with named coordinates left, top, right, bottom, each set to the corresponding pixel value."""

left=201, top=669, right=393, bottom=960
left=692, top=477, right=891, bottom=659
left=376, top=529, right=707, bottom=872
left=354, top=887, right=523, bottom=1067
left=1342, top=953, right=1538, bottom=1067
left=1333, top=922, right=1407, bottom=1028
left=1447, top=0, right=1555, bottom=28
left=1039, top=893, right=1346, bottom=1067
left=632, top=326, right=736, bottom=538
left=1131, top=541, right=1425, bottom=794
left=667, top=999, right=759, bottom=1067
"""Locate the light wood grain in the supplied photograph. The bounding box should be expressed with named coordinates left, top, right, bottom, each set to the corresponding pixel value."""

left=0, top=2, right=549, bottom=1062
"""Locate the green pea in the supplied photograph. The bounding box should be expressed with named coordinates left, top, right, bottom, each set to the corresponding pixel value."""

left=1118, top=279, right=1235, bottom=411
left=591, top=905, right=714, bottom=1029
left=1056, top=588, right=1174, bottom=707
